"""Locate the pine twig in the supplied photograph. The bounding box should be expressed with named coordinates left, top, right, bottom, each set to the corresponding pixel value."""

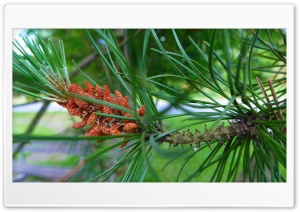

left=55, top=160, right=86, bottom=182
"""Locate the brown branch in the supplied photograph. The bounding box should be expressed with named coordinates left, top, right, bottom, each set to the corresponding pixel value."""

left=69, top=52, right=98, bottom=79
left=13, top=100, right=51, bottom=158
left=55, top=159, right=86, bottom=182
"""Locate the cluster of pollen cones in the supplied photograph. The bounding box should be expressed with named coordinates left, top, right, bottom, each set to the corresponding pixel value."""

left=58, top=81, right=145, bottom=148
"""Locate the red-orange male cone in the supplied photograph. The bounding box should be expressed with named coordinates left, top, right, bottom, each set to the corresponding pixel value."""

left=123, top=122, right=139, bottom=132
left=138, top=104, right=146, bottom=117
left=84, top=81, right=95, bottom=96
left=58, top=81, right=144, bottom=148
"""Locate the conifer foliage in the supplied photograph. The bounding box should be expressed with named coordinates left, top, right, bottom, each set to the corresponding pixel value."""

left=13, top=29, right=286, bottom=182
